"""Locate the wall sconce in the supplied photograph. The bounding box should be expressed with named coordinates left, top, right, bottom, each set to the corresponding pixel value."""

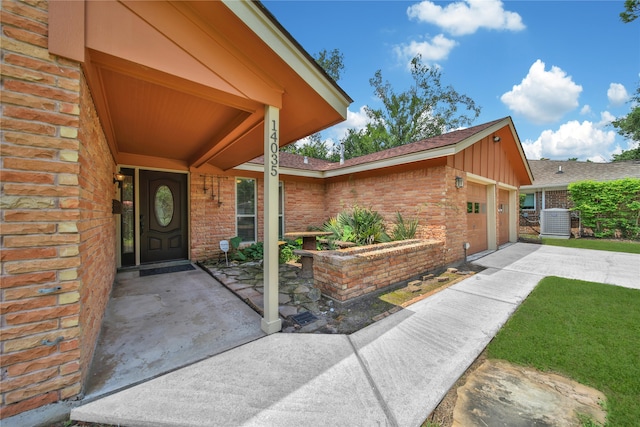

left=113, top=172, right=125, bottom=188
left=493, top=135, right=501, bottom=143
left=455, top=176, right=464, bottom=189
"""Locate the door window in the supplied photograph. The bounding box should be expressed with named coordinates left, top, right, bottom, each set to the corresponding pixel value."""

left=154, top=185, right=174, bottom=227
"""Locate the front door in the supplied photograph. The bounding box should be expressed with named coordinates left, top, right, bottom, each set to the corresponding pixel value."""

left=140, top=170, right=188, bottom=263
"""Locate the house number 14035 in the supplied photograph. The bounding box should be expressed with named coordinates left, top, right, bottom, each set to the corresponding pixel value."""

left=270, top=120, right=278, bottom=176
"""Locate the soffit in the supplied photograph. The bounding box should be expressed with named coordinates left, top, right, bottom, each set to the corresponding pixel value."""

left=76, top=0, right=349, bottom=171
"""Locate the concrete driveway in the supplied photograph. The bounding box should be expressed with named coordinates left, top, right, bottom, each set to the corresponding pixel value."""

left=69, top=243, right=639, bottom=427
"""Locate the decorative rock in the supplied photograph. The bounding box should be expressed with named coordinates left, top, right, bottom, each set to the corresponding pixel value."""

left=279, top=305, right=298, bottom=318
left=293, top=285, right=310, bottom=294
left=282, top=271, right=299, bottom=279
left=437, top=277, right=449, bottom=282
left=278, top=293, right=291, bottom=304
left=422, top=274, right=434, bottom=280
left=447, top=267, right=458, bottom=273
left=307, top=288, right=321, bottom=302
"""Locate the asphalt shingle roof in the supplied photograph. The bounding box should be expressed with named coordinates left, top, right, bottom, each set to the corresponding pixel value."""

left=524, top=159, right=640, bottom=188
left=249, top=118, right=505, bottom=171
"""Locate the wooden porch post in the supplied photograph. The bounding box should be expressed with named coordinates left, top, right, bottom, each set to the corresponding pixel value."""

left=261, top=105, right=282, bottom=334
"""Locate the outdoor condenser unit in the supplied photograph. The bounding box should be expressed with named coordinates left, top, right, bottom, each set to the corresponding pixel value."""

left=540, top=208, right=571, bottom=239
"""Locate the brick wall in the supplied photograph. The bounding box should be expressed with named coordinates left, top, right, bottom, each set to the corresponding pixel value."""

left=1, top=0, right=116, bottom=418
left=313, top=240, right=445, bottom=301
left=324, top=166, right=464, bottom=263
left=76, top=74, right=116, bottom=390
left=190, top=174, right=236, bottom=261
left=281, top=180, right=327, bottom=232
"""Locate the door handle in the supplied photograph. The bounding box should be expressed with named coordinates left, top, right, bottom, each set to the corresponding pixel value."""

left=140, top=215, right=145, bottom=234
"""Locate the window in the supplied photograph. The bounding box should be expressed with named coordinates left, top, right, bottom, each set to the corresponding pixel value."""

left=236, top=178, right=256, bottom=242
left=521, top=193, right=535, bottom=210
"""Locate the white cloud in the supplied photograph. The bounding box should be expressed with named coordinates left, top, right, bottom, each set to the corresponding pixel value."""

left=325, top=105, right=370, bottom=142
left=522, top=120, right=616, bottom=161
left=500, top=60, right=582, bottom=124
left=393, top=34, right=457, bottom=66
left=607, top=83, right=630, bottom=107
left=580, top=105, right=592, bottom=115
left=407, top=0, right=525, bottom=36
left=598, top=111, right=616, bottom=127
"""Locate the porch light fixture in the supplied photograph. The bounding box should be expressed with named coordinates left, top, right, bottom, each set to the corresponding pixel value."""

left=113, top=172, right=125, bottom=188
left=493, top=135, right=501, bottom=143
left=455, top=176, right=464, bottom=189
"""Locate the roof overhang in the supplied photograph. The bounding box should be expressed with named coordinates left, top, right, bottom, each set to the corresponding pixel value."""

left=237, top=117, right=534, bottom=185
left=49, top=0, right=351, bottom=172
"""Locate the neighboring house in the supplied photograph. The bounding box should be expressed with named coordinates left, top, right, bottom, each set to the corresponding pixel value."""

left=519, top=160, right=640, bottom=233
left=0, top=0, right=531, bottom=421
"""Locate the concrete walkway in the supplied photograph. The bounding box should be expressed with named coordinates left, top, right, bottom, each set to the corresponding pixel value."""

left=71, top=243, right=639, bottom=427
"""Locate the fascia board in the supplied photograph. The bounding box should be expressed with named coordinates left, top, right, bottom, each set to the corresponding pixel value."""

left=223, top=0, right=350, bottom=118
left=520, top=184, right=569, bottom=192
left=323, top=146, right=456, bottom=178
left=235, top=163, right=326, bottom=179
left=498, top=182, right=519, bottom=191
left=466, top=173, right=496, bottom=185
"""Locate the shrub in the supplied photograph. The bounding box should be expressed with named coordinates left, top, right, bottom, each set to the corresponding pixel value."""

left=323, top=206, right=390, bottom=245
left=391, top=211, right=419, bottom=240
left=569, top=178, right=640, bottom=239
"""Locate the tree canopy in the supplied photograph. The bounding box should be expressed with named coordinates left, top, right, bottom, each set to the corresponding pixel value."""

left=611, top=86, right=640, bottom=161
left=285, top=54, right=481, bottom=162
left=342, top=55, right=480, bottom=160
left=281, top=49, right=344, bottom=159
left=610, top=2, right=640, bottom=161
left=620, top=0, right=639, bottom=23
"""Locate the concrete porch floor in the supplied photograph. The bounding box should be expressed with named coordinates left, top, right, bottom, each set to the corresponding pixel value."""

left=83, top=262, right=266, bottom=400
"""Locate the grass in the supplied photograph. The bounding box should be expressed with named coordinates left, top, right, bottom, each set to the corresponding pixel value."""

left=541, top=238, right=640, bottom=254
left=487, top=276, right=640, bottom=426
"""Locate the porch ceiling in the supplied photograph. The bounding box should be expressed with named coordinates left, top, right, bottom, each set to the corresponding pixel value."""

left=94, top=64, right=254, bottom=165
left=52, top=0, right=350, bottom=172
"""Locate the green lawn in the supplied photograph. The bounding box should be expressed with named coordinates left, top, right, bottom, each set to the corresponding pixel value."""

left=541, top=238, right=640, bottom=254
left=487, top=277, right=640, bottom=426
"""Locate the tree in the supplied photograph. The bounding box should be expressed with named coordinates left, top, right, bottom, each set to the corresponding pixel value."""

left=280, top=132, right=340, bottom=161
left=314, top=48, right=344, bottom=82
left=620, top=0, right=639, bottom=23
left=340, top=55, right=481, bottom=159
left=281, top=49, right=344, bottom=160
left=611, top=86, right=640, bottom=161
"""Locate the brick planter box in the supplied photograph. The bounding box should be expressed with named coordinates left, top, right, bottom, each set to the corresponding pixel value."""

left=312, top=239, right=445, bottom=301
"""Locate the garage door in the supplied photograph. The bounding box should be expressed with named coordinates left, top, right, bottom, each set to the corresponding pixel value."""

left=498, top=189, right=510, bottom=246
left=466, top=182, right=488, bottom=254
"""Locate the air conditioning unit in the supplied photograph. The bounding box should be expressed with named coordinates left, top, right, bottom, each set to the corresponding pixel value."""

left=540, top=208, right=571, bottom=239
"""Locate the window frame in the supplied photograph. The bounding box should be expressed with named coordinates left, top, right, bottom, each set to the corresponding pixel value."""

left=235, top=177, right=257, bottom=243
left=521, top=193, right=536, bottom=210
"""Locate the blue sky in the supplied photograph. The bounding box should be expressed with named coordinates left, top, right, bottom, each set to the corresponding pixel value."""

left=263, top=0, right=639, bottom=162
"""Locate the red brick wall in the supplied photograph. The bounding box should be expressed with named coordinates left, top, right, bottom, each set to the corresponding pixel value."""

left=1, top=0, right=116, bottom=418
left=190, top=174, right=236, bottom=261
left=76, top=74, right=117, bottom=390
left=190, top=176, right=328, bottom=261
left=313, top=240, right=445, bottom=301
left=281, top=180, right=327, bottom=232
left=323, top=166, right=465, bottom=263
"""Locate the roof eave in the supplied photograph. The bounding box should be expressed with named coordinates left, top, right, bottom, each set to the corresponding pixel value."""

left=224, top=0, right=352, bottom=119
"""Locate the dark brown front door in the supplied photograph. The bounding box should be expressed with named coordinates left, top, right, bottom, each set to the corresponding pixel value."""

left=140, top=170, right=188, bottom=263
